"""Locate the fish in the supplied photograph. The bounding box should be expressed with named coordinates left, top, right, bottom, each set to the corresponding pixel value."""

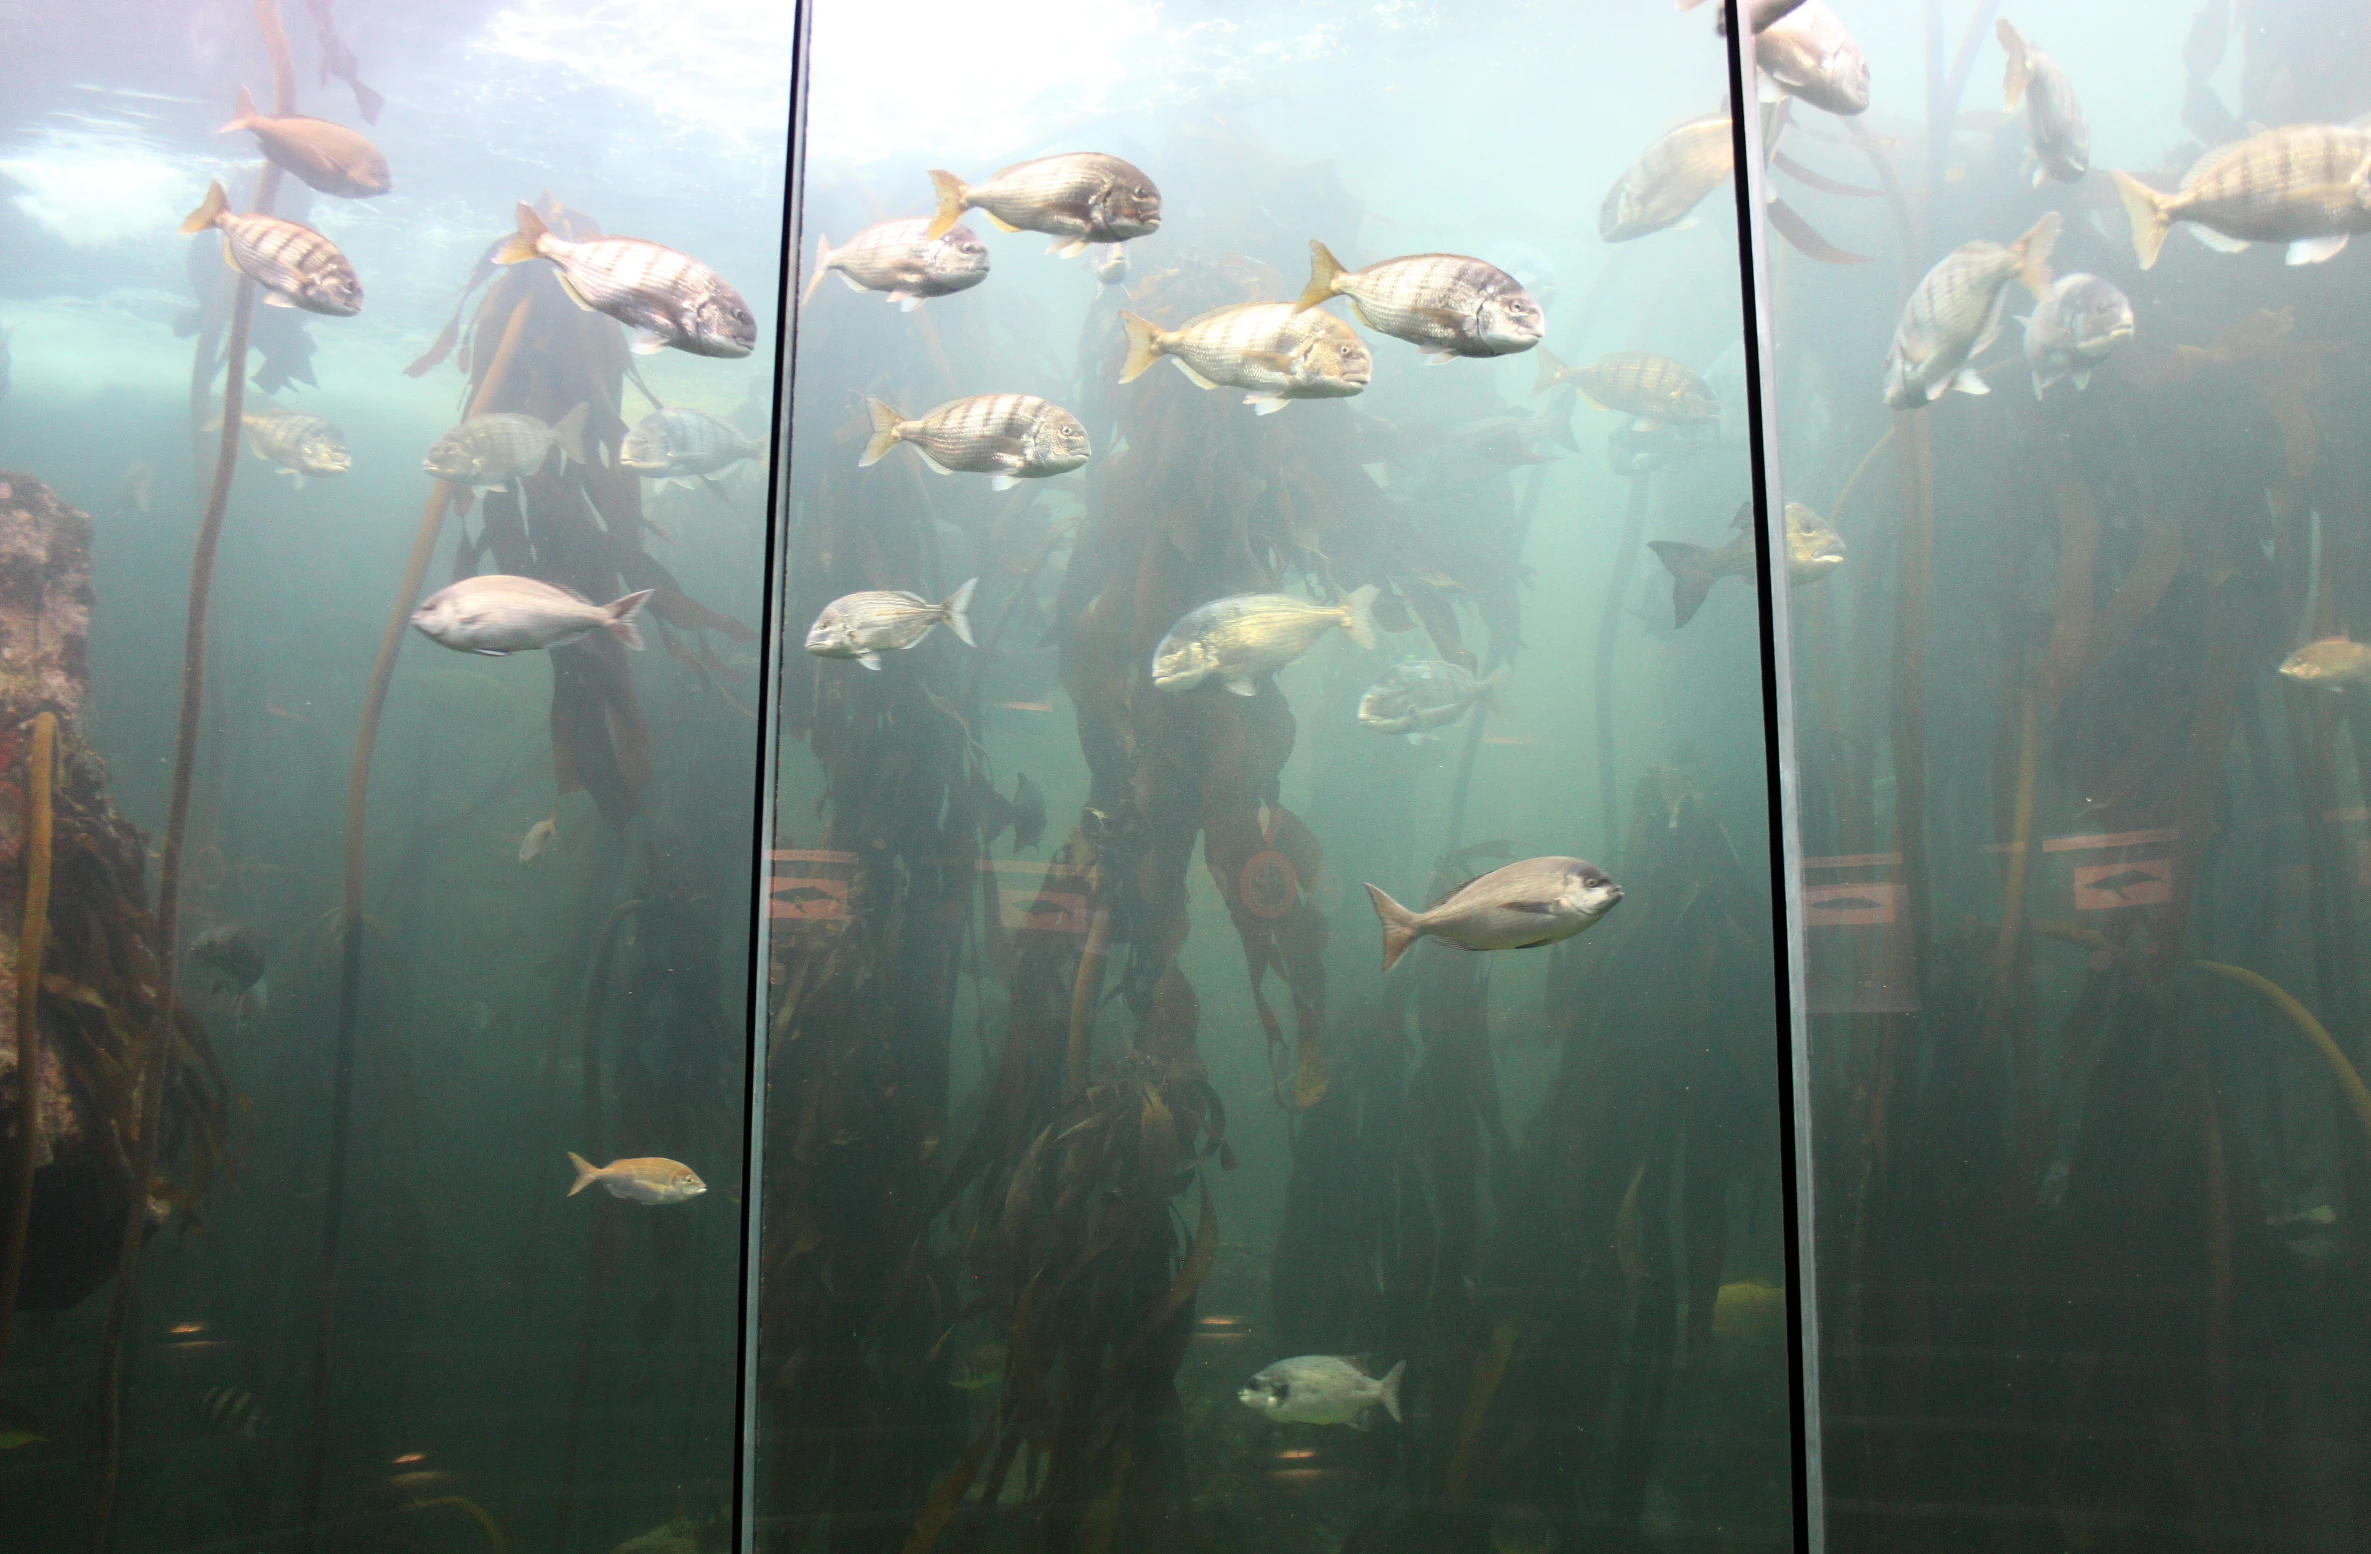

left=860, top=395, right=1090, bottom=489
left=566, top=1152, right=706, bottom=1206
left=2112, top=124, right=2371, bottom=269
left=1784, top=502, right=1846, bottom=582
left=1363, top=856, right=1623, bottom=972
left=125, top=462, right=154, bottom=514
left=197, top=1385, right=266, bottom=1439
left=1600, top=113, right=1734, bottom=242
left=805, top=581, right=979, bottom=669
left=496, top=204, right=755, bottom=357
left=1995, top=20, right=2088, bottom=185
left=801, top=218, right=990, bottom=310
left=2278, top=636, right=2371, bottom=688
left=1535, top=348, right=1719, bottom=430
left=925, top=154, right=1162, bottom=253
left=2023, top=273, right=2134, bottom=396
left=410, top=575, right=654, bottom=656
left=1882, top=213, right=2059, bottom=409
left=227, top=408, right=350, bottom=486
left=190, top=923, right=271, bottom=1014
left=980, top=771, right=1047, bottom=849
left=1116, top=303, right=1372, bottom=414
left=179, top=182, right=363, bottom=317
left=1757, top=1, right=1871, bottom=116
left=519, top=815, right=559, bottom=865
left=306, top=0, right=385, bottom=122
left=1093, top=243, right=1130, bottom=286
left=217, top=84, right=389, bottom=198
left=1296, top=242, right=1543, bottom=361
left=1646, top=501, right=1837, bottom=626
left=423, top=406, right=590, bottom=503
left=1238, top=1355, right=1405, bottom=1428
left=619, top=407, right=762, bottom=485
left=1151, top=587, right=1381, bottom=695
left=1358, top=660, right=1509, bottom=740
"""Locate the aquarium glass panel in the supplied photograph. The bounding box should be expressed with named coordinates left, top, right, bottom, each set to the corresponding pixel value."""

left=0, top=3, right=790, bottom=1551
left=1761, top=1, right=2371, bottom=1549
left=760, top=5, right=1800, bottom=1553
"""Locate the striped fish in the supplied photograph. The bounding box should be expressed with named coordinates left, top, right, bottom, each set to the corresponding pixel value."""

left=178, top=182, right=362, bottom=316
left=1116, top=302, right=1371, bottom=414
left=1151, top=588, right=1380, bottom=695
left=423, top=405, right=589, bottom=492
left=239, top=409, right=349, bottom=485
left=1997, top=21, right=2088, bottom=185
left=1534, top=348, right=1719, bottom=429
left=1757, top=1, right=1870, bottom=116
left=1882, top=213, right=2059, bottom=408
left=1601, top=114, right=1734, bottom=242
left=805, top=581, right=978, bottom=669
left=218, top=84, right=389, bottom=198
left=802, top=217, right=989, bottom=310
left=496, top=204, right=754, bottom=358
left=197, top=1386, right=265, bottom=1439
left=410, top=575, right=653, bottom=656
left=925, top=154, right=1161, bottom=255
left=1296, top=243, right=1542, bottom=361
left=2113, top=124, right=2371, bottom=269
left=620, top=408, right=761, bottom=485
left=859, top=394, right=1090, bottom=490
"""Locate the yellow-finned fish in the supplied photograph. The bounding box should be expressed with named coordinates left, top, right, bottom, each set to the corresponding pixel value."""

left=496, top=204, right=754, bottom=357
left=1601, top=113, right=1733, bottom=242
left=1295, top=242, right=1543, bottom=361
left=620, top=407, right=762, bottom=485
left=1151, top=588, right=1380, bottom=695
left=925, top=154, right=1161, bottom=255
left=1996, top=20, right=2088, bottom=185
left=422, top=406, right=590, bottom=505
left=217, top=84, right=389, bottom=198
left=860, top=394, right=1090, bottom=489
left=565, top=1153, right=706, bottom=1206
left=1116, top=302, right=1371, bottom=413
left=805, top=582, right=978, bottom=670
left=1757, top=1, right=1871, bottom=116
left=1534, top=348, right=1719, bottom=429
left=179, top=182, right=362, bottom=316
left=802, top=218, right=989, bottom=310
left=1649, top=501, right=1843, bottom=628
left=1363, top=857, right=1623, bottom=972
left=1882, top=213, right=2059, bottom=409
left=2278, top=636, right=2371, bottom=688
left=2112, top=124, right=2371, bottom=269
left=227, top=408, right=350, bottom=486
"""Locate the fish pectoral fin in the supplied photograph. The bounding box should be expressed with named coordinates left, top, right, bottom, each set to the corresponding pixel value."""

left=1505, top=898, right=1564, bottom=914
left=1245, top=394, right=1290, bottom=415
left=1171, top=358, right=1221, bottom=389
left=2288, top=234, right=2350, bottom=265
left=260, top=291, right=297, bottom=308
left=858, top=652, right=884, bottom=671
left=984, top=212, right=1022, bottom=233
left=1419, top=350, right=1459, bottom=366
left=1048, top=237, right=1089, bottom=258
left=1949, top=365, right=1991, bottom=396
left=1223, top=676, right=1260, bottom=697
left=629, top=327, right=670, bottom=355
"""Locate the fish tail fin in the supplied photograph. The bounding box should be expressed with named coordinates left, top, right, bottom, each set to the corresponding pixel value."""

left=1480, top=664, right=1511, bottom=716
left=219, top=84, right=261, bottom=133
left=925, top=170, right=969, bottom=241
left=1996, top=19, right=2030, bottom=108
left=1378, top=1360, right=1406, bottom=1423
left=179, top=181, right=229, bottom=235
left=1117, top=311, right=1166, bottom=384
left=2013, top=210, right=2061, bottom=299
left=1296, top=240, right=1345, bottom=312
left=603, top=588, right=654, bottom=651
left=1366, top=883, right=1423, bottom=972
left=860, top=398, right=905, bottom=466
left=1531, top=344, right=1567, bottom=396
left=801, top=235, right=835, bottom=306
left=1340, top=584, right=1379, bottom=650
left=495, top=202, right=549, bottom=266
left=551, top=402, right=590, bottom=467
left=941, top=577, right=979, bottom=646
left=1648, top=540, right=1717, bottom=627
left=2110, top=171, right=2172, bottom=270
left=567, top=1152, right=599, bottom=1196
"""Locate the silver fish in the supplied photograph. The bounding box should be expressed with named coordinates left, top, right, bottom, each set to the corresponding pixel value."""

left=1358, top=661, right=1508, bottom=740
left=1882, top=213, right=2059, bottom=409
left=805, top=581, right=978, bottom=669
left=1093, top=243, right=1130, bottom=286
left=860, top=394, right=1090, bottom=488
left=423, top=405, right=589, bottom=488
left=1784, top=502, right=1846, bottom=583
left=190, top=923, right=270, bottom=1013
left=1364, top=856, right=1623, bottom=971
left=802, top=218, right=990, bottom=310
left=1757, top=1, right=1871, bottom=116
left=235, top=408, right=349, bottom=485
left=218, top=84, right=389, bottom=198
left=620, top=407, right=761, bottom=484
left=1151, top=587, right=1380, bottom=695
left=2113, top=124, right=2371, bottom=269
left=1238, top=1356, right=1405, bottom=1428
left=410, top=575, right=653, bottom=656
left=497, top=203, right=754, bottom=357
left=926, top=153, right=1162, bottom=254
left=179, top=182, right=362, bottom=316
left=1997, top=20, right=2088, bottom=185
left=1297, top=242, right=1543, bottom=360
left=1116, top=302, right=1371, bottom=413
left=1600, top=113, right=1733, bottom=242
left=566, top=1152, right=705, bottom=1206
left=2278, top=637, right=2371, bottom=689
left=2023, top=273, right=2133, bottom=397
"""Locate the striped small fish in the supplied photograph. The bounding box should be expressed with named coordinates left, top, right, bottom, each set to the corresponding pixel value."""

left=496, top=204, right=754, bottom=358
left=178, top=182, right=363, bottom=316
left=805, top=581, right=978, bottom=669
left=924, top=154, right=1161, bottom=256
left=1883, top=213, right=2059, bottom=409
left=1535, top=348, right=1719, bottom=429
left=802, top=218, right=989, bottom=310
left=2113, top=124, right=2371, bottom=269
left=1296, top=243, right=1542, bottom=361
left=240, top=409, right=350, bottom=485
left=620, top=408, right=761, bottom=485
left=859, top=395, right=1090, bottom=490
left=1998, top=21, right=2088, bottom=185
left=1116, top=302, right=1370, bottom=414
left=197, top=1385, right=265, bottom=1439
left=423, top=405, right=590, bottom=492
left=1600, top=114, right=1733, bottom=242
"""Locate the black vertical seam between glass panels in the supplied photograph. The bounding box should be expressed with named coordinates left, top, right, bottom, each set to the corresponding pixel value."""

left=737, top=6, right=813, bottom=1550
left=1721, top=5, right=1822, bottom=1553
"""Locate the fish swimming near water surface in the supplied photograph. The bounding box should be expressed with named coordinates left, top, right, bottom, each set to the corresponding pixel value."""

left=1238, top=1355, right=1405, bottom=1428
left=218, top=84, right=389, bottom=198
left=179, top=182, right=363, bottom=317
left=410, top=575, right=653, bottom=656
left=1117, top=302, right=1372, bottom=413
left=1535, top=347, right=1719, bottom=430
left=803, top=218, right=990, bottom=310
left=497, top=203, right=755, bottom=357
left=805, top=582, right=979, bottom=669
left=1364, top=856, right=1623, bottom=971
left=1151, top=588, right=1380, bottom=695
left=2278, top=636, right=2371, bottom=688
left=1996, top=20, right=2089, bottom=185
left=861, top=394, right=1090, bottom=488
left=1882, top=213, right=2059, bottom=409
left=1757, top=1, right=1871, bottom=116
left=1358, top=660, right=1508, bottom=740
left=566, top=1152, right=706, bottom=1206
left=2023, top=273, right=2134, bottom=396
left=1601, top=112, right=1734, bottom=242
left=925, top=153, right=1162, bottom=253
left=620, top=407, right=762, bottom=485
left=1296, top=242, right=1543, bottom=361
left=2112, top=124, right=2371, bottom=269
